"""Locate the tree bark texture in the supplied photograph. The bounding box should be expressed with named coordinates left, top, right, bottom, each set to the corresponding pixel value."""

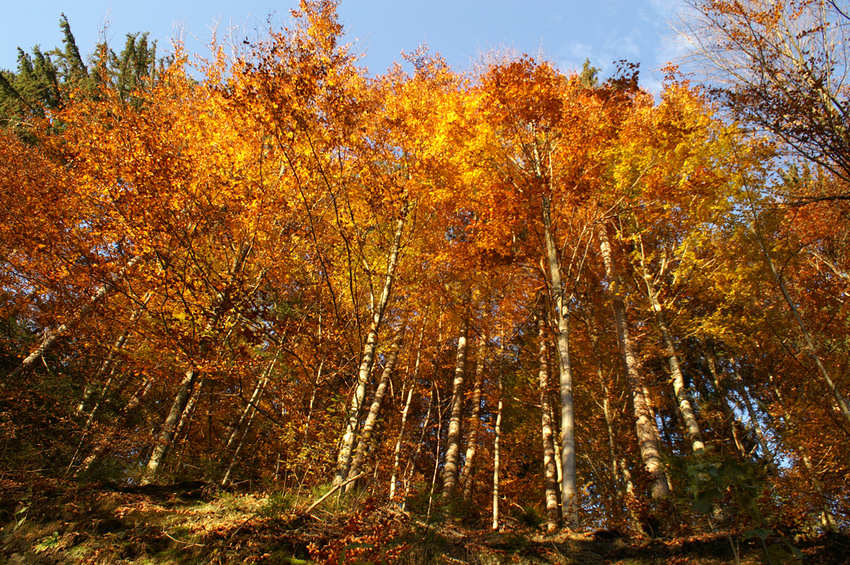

left=442, top=317, right=468, bottom=497
left=141, top=369, right=197, bottom=485
left=538, top=314, right=562, bottom=532
left=492, top=373, right=504, bottom=531
left=460, top=337, right=485, bottom=500
left=637, top=243, right=704, bottom=453
left=334, top=212, right=406, bottom=485
left=347, top=335, right=402, bottom=484
left=541, top=194, right=577, bottom=521
left=598, top=223, right=670, bottom=500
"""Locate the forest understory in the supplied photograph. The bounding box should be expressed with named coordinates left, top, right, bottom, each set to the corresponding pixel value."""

left=3, top=477, right=849, bottom=564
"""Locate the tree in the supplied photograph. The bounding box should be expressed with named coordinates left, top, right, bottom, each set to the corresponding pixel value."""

left=476, top=57, right=599, bottom=523
left=686, top=0, right=850, bottom=200
left=1, top=14, right=161, bottom=137
left=3, top=2, right=850, bottom=542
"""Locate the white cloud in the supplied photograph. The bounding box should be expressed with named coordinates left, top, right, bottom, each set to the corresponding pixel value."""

left=603, top=28, right=641, bottom=60
left=648, top=0, right=697, bottom=69
left=641, top=76, right=664, bottom=98
left=555, top=40, right=597, bottom=75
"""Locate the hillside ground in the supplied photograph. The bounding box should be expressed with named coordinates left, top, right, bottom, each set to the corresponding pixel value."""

left=2, top=477, right=848, bottom=564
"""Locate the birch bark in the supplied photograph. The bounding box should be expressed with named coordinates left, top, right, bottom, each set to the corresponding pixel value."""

left=637, top=243, right=704, bottom=453
left=460, top=338, right=485, bottom=500
left=9, top=254, right=143, bottom=379
left=334, top=212, right=407, bottom=485
left=538, top=314, right=562, bottom=532
left=492, top=372, right=504, bottom=531
left=141, top=369, right=197, bottom=485
left=347, top=336, right=402, bottom=484
left=442, top=317, right=468, bottom=497
left=541, top=194, right=577, bottom=521
left=598, top=223, right=670, bottom=500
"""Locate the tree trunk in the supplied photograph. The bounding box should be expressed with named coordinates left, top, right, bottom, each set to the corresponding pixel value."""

left=141, top=369, right=197, bottom=485
left=144, top=240, right=252, bottom=483
left=76, top=334, right=128, bottom=421
left=492, top=373, right=504, bottom=531
left=402, top=323, right=443, bottom=511
left=550, top=401, right=563, bottom=495
left=225, top=376, right=267, bottom=452
left=172, top=378, right=202, bottom=450
left=66, top=297, right=151, bottom=474
left=9, top=255, right=143, bottom=379
left=347, top=335, right=402, bottom=485
left=541, top=194, right=577, bottom=522
left=225, top=353, right=279, bottom=452
left=768, top=375, right=837, bottom=531
left=427, top=384, right=444, bottom=520
left=442, top=317, right=468, bottom=497
left=402, top=383, right=434, bottom=511
left=334, top=212, right=406, bottom=485
left=220, top=388, right=262, bottom=487
left=600, top=381, right=620, bottom=489
left=76, top=384, right=98, bottom=417
left=74, top=377, right=152, bottom=476
left=75, top=292, right=151, bottom=416
left=390, top=384, right=415, bottom=501
left=460, top=338, right=485, bottom=500
left=302, top=360, right=323, bottom=440
left=598, top=223, right=670, bottom=500
left=749, top=216, right=850, bottom=426
left=637, top=241, right=704, bottom=453
left=705, top=350, right=748, bottom=458
left=727, top=361, right=774, bottom=467
left=537, top=314, right=562, bottom=532
left=389, top=316, right=428, bottom=500
left=219, top=354, right=279, bottom=486
left=390, top=317, right=426, bottom=500
left=660, top=322, right=704, bottom=452
left=619, top=456, right=645, bottom=535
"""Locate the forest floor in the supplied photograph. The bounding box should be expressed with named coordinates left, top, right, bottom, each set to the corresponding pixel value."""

left=1, top=477, right=848, bottom=564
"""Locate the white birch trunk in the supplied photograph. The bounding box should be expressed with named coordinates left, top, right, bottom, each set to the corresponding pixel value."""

left=74, top=377, right=152, bottom=476
left=141, top=369, right=197, bottom=485
left=334, top=212, right=406, bottom=485
left=347, top=336, right=402, bottom=484
left=637, top=246, right=704, bottom=453
left=10, top=254, right=143, bottom=379
left=598, top=223, right=670, bottom=500
left=460, top=338, right=485, bottom=500
left=538, top=314, right=562, bottom=532
left=389, top=384, right=415, bottom=501
left=389, top=316, right=427, bottom=499
left=492, top=373, right=504, bottom=531
left=442, top=317, right=468, bottom=497
left=541, top=194, right=577, bottom=523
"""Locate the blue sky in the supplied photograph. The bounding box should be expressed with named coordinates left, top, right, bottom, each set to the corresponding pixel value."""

left=2, top=1, right=690, bottom=95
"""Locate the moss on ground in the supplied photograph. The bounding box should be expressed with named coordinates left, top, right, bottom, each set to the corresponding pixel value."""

left=1, top=479, right=847, bottom=563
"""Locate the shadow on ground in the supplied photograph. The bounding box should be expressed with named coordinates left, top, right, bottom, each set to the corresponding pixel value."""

left=2, top=478, right=847, bottom=564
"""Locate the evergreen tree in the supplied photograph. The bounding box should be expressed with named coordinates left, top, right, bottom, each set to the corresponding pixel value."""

left=0, top=14, right=164, bottom=137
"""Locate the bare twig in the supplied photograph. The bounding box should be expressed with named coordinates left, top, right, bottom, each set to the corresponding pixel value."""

left=303, top=472, right=366, bottom=515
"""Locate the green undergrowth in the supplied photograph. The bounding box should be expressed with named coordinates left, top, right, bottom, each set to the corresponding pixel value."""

left=1, top=479, right=847, bottom=564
